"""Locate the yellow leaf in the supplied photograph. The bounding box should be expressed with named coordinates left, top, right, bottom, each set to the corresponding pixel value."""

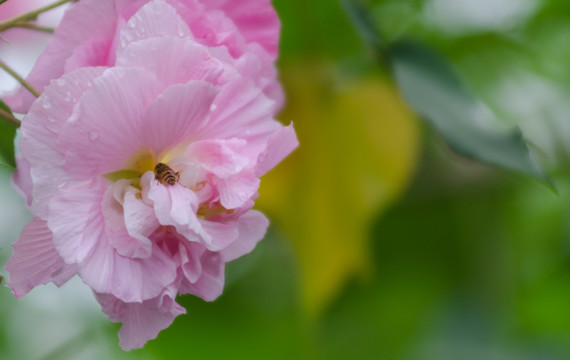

left=257, top=63, right=420, bottom=316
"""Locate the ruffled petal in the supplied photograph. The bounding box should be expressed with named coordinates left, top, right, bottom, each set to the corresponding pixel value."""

left=96, top=287, right=185, bottom=351
left=195, top=77, right=281, bottom=142
left=221, top=210, right=268, bottom=262
left=202, top=0, right=280, bottom=59
left=20, top=67, right=105, bottom=218
left=255, top=123, right=299, bottom=176
left=123, top=190, right=160, bottom=255
left=117, top=0, right=192, bottom=56
left=102, top=181, right=157, bottom=259
left=58, top=67, right=163, bottom=178
left=186, top=139, right=249, bottom=178
left=5, top=217, right=77, bottom=299
left=49, top=177, right=108, bottom=264
left=78, top=226, right=177, bottom=303
left=117, top=36, right=225, bottom=87
left=12, top=154, right=33, bottom=209
left=138, top=81, right=218, bottom=156
left=180, top=250, right=225, bottom=301
left=4, top=0, right=117, bottom=113
left=215, top=171, right=260, bottom=209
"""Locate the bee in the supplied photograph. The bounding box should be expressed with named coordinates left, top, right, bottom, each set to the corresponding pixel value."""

left=155, top=162, right=180, bottom=186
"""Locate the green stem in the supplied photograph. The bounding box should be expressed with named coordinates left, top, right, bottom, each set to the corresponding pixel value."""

left=0, top=108, right=20, bottom=127
left=12, top=22, right=55, bottom=34
left=0, top=59, right=41, bottom=98
left=0, top=0, right=74, bottom=33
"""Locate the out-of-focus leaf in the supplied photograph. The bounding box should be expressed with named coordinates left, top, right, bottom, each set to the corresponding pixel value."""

left=0, top=99, right=17, bottom=169
left=341, top=0, right=386, bottom=55
left=256, top=63, right=420, bottom=316
left=389, top=41, right=553, bottom=189
left=273, top=0, right=363, bottom=60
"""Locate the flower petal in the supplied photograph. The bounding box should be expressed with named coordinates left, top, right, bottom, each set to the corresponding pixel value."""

left=117, top=36, right=225, bottom=87
left=5, top=217, right=77, bottom=299
left=59, top=67, right=163, bottom=178
left=4, top=0, right=117, bottom=113
left=139, top=81, right=218, bottom=156
left=255, top=123, right=299, bottom=176
left=195, top=77, right=281, bottom=142
left=12, top=154, right=33, bottom=209
left=221, top=210, right=269, bottom=262
left=186, top=139, right=249, bottom=178
left=78, top=226, right=177, bottom=302
left=96, top=288, right=186, bottom=351
left=203, top=0, right=280, bottom=59
left=102, top=181, right=157, bottom=259
left=20, top=67, right=105, bottom=218
left=118, top=0, right=192, bottom=55
left=180, top=250, right=225, bottom=301
left=49, top=177, right=108, bottom=264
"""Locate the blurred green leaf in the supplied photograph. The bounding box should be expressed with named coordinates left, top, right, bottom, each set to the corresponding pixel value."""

left=0, top=99, right=16, bottom=169
left=389, top=41, right=553, bottom=189
left=341, top=0, right=387, bottom=56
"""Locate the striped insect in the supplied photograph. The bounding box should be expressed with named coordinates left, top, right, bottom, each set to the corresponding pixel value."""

left=154, top=162, right=180, bottom=186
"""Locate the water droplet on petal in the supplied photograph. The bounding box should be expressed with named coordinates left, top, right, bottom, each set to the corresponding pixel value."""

left=238, top=191, right=247, bottom=198
left=210, top=104, right=217, bottom=112
left=55, top=78, right=65, bottom=86
left=177, top=25, right=186, bottom=37
left=128, top=21, right=136, bottom=28
left=65, top=91, right=72, bottom=102
left=89, top=132, right=99, bottom=141
left=48, top=117, right=56, bottom=123
left=42, top=96, right=52, bottom=109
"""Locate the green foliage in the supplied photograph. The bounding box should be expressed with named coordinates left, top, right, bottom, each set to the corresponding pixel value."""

left=389, top=41, right=551, bottom=187
left=342, top=0, right=553, bottom=188
left=0, top=99, right=17, bottom=169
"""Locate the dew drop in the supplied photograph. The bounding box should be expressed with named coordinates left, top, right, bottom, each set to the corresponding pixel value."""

left=65, top=91, right=72, bottom=102
left=42, top=96, right=52, bottom=109
left=128, top=21, right=136, bottom=28
left=89, top=132, right=99, bottom=141
left=210, top=104, right=217, bottom=112
left=55, top=78, right=66, bottom=86
left=177, top=25, right=186, bottom=37
left=48, top=117, right=56, bottom=123
left=238, top=191, right=247, bottom=198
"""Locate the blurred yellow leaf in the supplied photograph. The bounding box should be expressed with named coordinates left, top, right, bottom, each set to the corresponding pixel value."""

left=257, top=63, right=420, bottom=316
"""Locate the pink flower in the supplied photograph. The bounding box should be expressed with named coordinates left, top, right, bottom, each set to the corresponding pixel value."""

left=5, top=0, right=297, bottom=350
left=6, top=0, right=282, bottom=113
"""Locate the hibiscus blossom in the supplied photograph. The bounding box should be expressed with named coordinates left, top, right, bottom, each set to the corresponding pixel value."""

left=5, top=0, right=297, bottom=350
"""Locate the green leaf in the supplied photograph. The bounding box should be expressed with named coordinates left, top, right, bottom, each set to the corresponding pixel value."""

left=340, top=0, right=386, bottom=55
left=0, top=99, right=17, bottom=169
left=389, top=40, right=554, bottom=189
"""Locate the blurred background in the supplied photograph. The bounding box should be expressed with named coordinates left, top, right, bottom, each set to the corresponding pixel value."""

left=2, top=0, right=570, bottom=359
